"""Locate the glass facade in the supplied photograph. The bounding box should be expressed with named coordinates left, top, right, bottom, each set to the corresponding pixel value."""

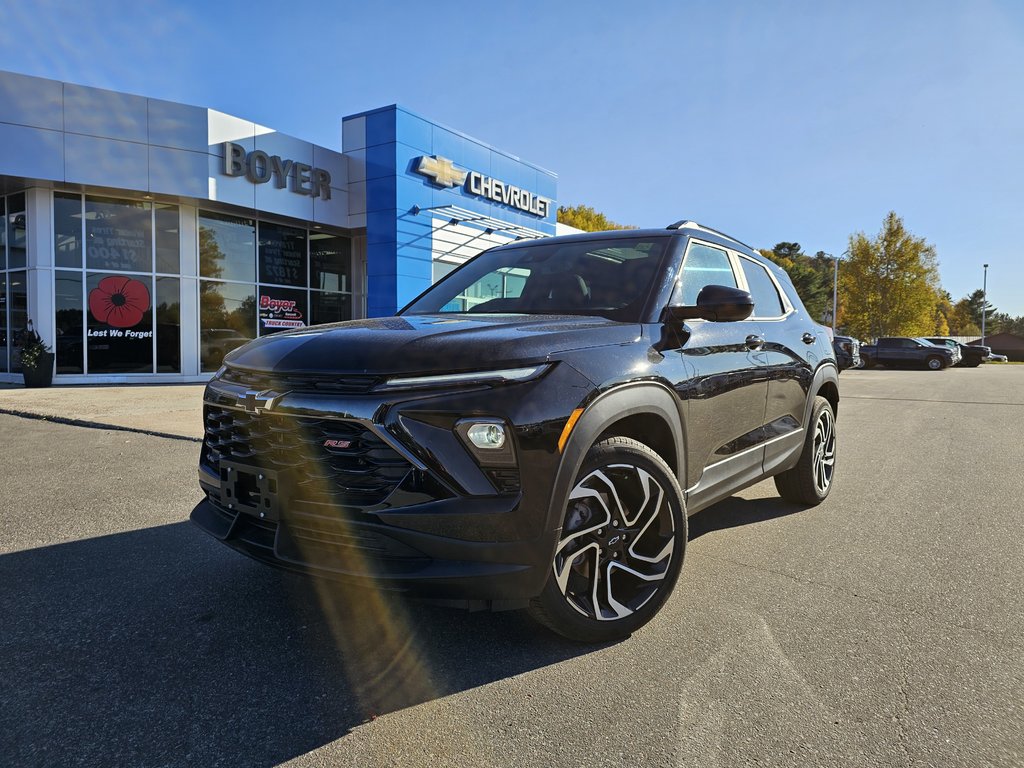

left=0, top=195, right=6, bottom=372
left=197, top=209, right=354, bottom=371
left=55, top=271, right=83, bottom=374
left=9, top=270, right=27, bottom=371
left=0, top=189, right=357, bottom=381
left=1, top=193, right=28, bottom=371
left=51, top=194, right=179, bottom=375
left=7, top=192, right=26, bottom=270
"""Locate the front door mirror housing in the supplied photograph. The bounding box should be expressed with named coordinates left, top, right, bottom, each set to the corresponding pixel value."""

left=660, top=284, right=755, bottom=323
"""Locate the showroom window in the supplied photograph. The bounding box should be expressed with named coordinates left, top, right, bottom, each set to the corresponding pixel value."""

left=198, top=210, right=353, bottom=372
left=2, top=193, right=28, bottom=372
left=52, top=192, right=181, bottom=375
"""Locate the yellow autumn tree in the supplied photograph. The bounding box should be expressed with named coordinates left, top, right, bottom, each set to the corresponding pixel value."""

left=557, top=204, right=635, bottom=232
left=839, top=212, right=942, bottom=339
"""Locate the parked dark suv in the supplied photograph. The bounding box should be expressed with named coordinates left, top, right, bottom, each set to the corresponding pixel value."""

left=923, top=337, right=989, bottom=367
left=833, top=335, right=861, bottom=371
left=192, top=222, right=840, bottom=642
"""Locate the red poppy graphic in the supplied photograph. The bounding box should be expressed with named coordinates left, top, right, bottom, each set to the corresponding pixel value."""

left=89, top=276, right=151, bottom=328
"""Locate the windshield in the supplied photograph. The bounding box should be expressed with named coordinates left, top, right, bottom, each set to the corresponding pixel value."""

left=402, top=236, right=671, bottom=322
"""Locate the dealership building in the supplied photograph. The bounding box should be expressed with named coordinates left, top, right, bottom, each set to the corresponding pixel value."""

left=0, top=69, right=558, bottom=383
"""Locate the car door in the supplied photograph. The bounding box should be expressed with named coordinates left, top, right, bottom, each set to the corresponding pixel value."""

left=877, top=337, right=899, bottom=363
left=663, top=240, right=769, bottom=508
left=736, top=254, right=816, bottom=475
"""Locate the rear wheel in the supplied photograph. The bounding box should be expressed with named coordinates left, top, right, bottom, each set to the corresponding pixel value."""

left=529, top=437, right=686, bottom=643
left=774, top=396, right=836, bottom=506
left=859, top=355, right=873, bottom=369
left=926, top=356, right=944, bottom=370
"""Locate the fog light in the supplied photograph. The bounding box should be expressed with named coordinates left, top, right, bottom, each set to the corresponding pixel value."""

left=467, top=423, right=506, bottom=449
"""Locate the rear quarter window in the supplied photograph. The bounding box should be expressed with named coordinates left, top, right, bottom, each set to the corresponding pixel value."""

left=740, top=257, right=786, bottom=318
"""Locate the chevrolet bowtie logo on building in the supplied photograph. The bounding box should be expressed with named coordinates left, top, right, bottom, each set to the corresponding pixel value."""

left=415, top=155, right=468, bottom=188
left=413, top=155, right=553, bottom=218
left=239, top=389, right=284, bottom=415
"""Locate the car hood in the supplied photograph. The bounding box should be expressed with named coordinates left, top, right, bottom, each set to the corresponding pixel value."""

left=224, top=314, right=640, bottom=376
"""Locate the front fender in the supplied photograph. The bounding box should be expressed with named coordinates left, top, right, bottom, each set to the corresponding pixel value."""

left=542, top=381, right=687, bottom=542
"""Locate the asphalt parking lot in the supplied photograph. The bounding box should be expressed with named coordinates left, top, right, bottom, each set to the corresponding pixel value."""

left=1, top=366, right=1022, bottom=767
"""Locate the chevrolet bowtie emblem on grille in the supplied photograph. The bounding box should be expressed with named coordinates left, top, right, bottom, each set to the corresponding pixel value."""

left=239, top=389, right=284, bottom=414
left=415, top=155, right=468, bottom=188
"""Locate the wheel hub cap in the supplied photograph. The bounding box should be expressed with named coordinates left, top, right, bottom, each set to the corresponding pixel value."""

left=811, top=408, right=836, bottom=495
left=553, top=464, right=675, bottom=621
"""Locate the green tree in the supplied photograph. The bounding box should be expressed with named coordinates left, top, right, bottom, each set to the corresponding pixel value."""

left=963, top=289, right=998, bottom=331
left=556, top=204, right=634, bottom=232
left=1002, top=315, right=1024, bottom=335
left=758, top=242, right=831, bottom=322
left=838, top=212, right=942, bottom=339
left=948, top=298, right=980, bottom=336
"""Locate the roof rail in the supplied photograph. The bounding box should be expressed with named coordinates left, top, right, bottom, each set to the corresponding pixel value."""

left=666, top=220, right=757, bottom=253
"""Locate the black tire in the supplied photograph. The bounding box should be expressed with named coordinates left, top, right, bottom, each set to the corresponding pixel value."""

left=529, top=437, right=686, bottom=643
left=926, top=356, right=944, bottom=371
left=774, top=396, right=836, bottom=506
left=859, top=355, right=873, bottom=369
left=968, top=360, right=982, bottom=368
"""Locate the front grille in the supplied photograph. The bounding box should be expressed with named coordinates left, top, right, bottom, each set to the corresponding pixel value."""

left=221, top=366, right=382, bottom=395
left=202, top=405, right=411, bottom=508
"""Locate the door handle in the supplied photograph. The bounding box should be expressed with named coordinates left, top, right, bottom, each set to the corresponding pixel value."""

left=745, top=334, right=764, bottom=351
left=802, top=332, right=816, bottom=345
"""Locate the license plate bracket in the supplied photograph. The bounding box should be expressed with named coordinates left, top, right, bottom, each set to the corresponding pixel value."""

left=219, top=461, right=281, bottom=521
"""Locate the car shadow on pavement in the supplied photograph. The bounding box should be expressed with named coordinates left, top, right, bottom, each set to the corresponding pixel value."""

left=687, top=495, right=804, bottom=540
left=0, top=522, right=601, bottom=767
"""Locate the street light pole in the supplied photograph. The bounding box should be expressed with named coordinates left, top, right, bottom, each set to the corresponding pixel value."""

left=830, top=248, right=848, bottom=335
left=982, top=263, right=989, bottom=345
left=832, top=253, right=839, bottom=335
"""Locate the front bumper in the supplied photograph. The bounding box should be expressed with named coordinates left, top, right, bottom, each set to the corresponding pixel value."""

left=191, top=365, right=594, bottom=602
left=191, top=491, right=554, bottom=602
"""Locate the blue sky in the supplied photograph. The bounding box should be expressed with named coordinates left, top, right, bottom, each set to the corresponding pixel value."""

left=2, top=0, right=1022, bottom=315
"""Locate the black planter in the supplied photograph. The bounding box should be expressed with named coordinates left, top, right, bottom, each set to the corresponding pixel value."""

left=22, top=352, right=55, bottom=388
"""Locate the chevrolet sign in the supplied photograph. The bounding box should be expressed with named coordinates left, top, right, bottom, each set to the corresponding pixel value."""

left=414, top=155, right=552, bottom=218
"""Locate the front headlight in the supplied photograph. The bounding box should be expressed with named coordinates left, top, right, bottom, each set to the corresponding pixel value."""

left=378, top=364, right=551, bottom=391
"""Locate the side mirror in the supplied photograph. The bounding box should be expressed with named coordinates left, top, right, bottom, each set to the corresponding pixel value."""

left=660, top=284, right=754, bottom=324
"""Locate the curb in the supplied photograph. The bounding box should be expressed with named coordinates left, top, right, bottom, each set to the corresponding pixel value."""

left=0, top=407, right=203, bottom=443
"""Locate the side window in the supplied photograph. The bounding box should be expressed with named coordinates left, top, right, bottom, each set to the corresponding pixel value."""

left=740, top=258, right=786, bottom=318
left=677, top=243, right=736, bottom=305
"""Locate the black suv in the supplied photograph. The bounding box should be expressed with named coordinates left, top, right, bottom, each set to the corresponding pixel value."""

left=923, top=337, right=989, bottom=368
left=833, top=335, right=861, bottom=371
left=192, top=222, right=840, bottom=642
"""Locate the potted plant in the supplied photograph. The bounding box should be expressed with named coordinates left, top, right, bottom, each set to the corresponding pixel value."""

left=20, top=320, right=55, bottom=388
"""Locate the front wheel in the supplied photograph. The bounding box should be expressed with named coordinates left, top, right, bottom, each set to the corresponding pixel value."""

left=529, top=437, right=686, bottom=643
left=774, top=396, right=836, bottom=506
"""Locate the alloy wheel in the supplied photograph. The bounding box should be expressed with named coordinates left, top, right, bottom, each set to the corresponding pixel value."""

left=552, top=464, right=675, bottom=621
left=812, top=408, right=836, bottom=495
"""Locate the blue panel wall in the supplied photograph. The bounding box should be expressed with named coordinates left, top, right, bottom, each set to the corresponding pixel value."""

left=343, top=105, right=558, bottom=318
